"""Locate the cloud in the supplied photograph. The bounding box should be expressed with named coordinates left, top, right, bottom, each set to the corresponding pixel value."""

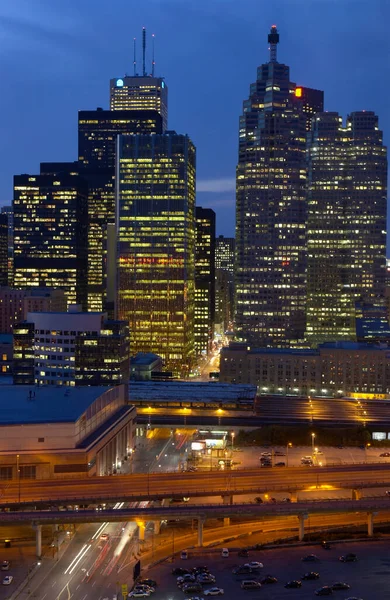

left=197, top=177, right=236, bottom=193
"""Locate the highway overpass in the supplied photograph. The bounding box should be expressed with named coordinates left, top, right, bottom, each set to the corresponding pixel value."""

left=2, top=463, right=390, bottom=507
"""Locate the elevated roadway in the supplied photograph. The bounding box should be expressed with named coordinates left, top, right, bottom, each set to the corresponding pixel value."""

left=2, top=463, right=390, bottom=507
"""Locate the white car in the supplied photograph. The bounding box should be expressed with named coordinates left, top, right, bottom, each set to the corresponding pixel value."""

left=197, top=574, right=216, bottom=584
left=100, top=533, right=110, bottom=541
left=204, top=587, right=224, bottom=596
left=177, top=575, right=195, bottom=585
left=2, top=576, right=13, bottom=586
left=246, top=561, right=263, bottom=570
left=128, top=591, right=150, bottom=598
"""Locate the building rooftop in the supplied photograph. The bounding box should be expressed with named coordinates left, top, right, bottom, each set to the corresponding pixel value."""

left=0, top=386, right=112, bottom=425
left=131, top=353, right=162, bottom=366
left=129, top=381, right=257, bottom=403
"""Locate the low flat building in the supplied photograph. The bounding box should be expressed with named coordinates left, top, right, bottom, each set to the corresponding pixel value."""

left=0, top=384, right=135, bottom=479
left=130, top=353, right=163, bottom=381
left=0, top=333, right=12, bottom=376
left=220, top=341, right=390, bottom=396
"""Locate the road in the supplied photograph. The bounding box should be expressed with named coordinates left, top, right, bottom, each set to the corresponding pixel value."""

left=4, top=463, right=390, bottom=506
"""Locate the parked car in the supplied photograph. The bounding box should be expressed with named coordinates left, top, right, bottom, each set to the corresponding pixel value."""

left=193, top=567, right=209, bottom=575
left=1, top=562, right=9, bottom=571
left=133, top=585, right=155, bottom=594
left=260, top=575, right=277, bottom=584
left=2, top=576, right=13, bottom=586
left=196, top=574, right=216, bottom=584
left=275, top=462, right=286, bottom=467
left=380, top=452, right=390, bottom=457
left=232, top=566, right=252, bottom=575
left=182, top=583, right=203, bottom=594
left=321, top=541, right=331, bottom=549
left=285, top=580, right=302, bottom=588
left=240, top=580, right=261, bottom=590
left=283, top=497, right=291, bottom=503
left=246, top=562, right=263, bottom=570
left=331, top=582, right=350, bottom=590
left=238, top=549, right=249, bottom=557
left=302, top=554, right=320, bottom=562
left=339, top=553, right=357, bottom=562
left=204, top=587, right=224, bottom=596
left=128, top=592, right=150, bottom=598
left=138, top=580, right=157, bottom=589
left=177, top=574, right=196, bottom=586
left=254, top=497, right=263, bottom=504
left=274, top=451, right=285, bottom=456
left=302, top=572, right=320, bottom=580
left=181, top=550, right=189, bottom=559
left=172, top=568, right=190, bottom=576
left=315, top=586, right=333, bottom=596
left=221, top=548, right=229, bottom=557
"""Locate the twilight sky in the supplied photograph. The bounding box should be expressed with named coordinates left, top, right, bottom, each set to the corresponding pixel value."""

left=0, top=0, right=389, bottom=238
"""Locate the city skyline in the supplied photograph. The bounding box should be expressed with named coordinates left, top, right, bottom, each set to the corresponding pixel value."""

left=0, top=0, right=389, bottom=241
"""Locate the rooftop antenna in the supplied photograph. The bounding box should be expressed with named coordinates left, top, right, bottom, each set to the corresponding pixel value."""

left=152, top=33, right=155, bottom=77
left=268, top=24, right=279, bottom=63
left=142, top=26, right=146, bottom=76
left=133, top=37, right=137, bottom=76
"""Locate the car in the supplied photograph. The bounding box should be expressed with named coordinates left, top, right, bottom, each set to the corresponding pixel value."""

left=386, top=491, right=390, bottom=496
left=246, top=561, right=263, bottom=570
left=283, top=497, right=291, bottom=503
left=133, top=585, right=155, bottom=594
left=260, top=462, right=272, bottom=467
left=321, top=541, right=331, bottom=549
left=138, top=580, right=157, bottom=589
left=204, top=587, right=224, bottom=596
left=302, top=554, right=319, bottom=562
left=221, top=548, right=229, bottom=557
left=128, top=592, right=150, bottom=598
left=1, top=561, right=9, bottom=571
left=275, top=461, right=286, bottom=467
left=285, top=580, right=302, bottom=588
left=232, top=566, right=252, bottom=575
left=344, top=597, right=363, bottom=600
left=268, top=497, right=277, bottom=504
left=380, top=452, right=390, bottom=457
left=238, top=549, right=249, bottom=557
left=240, top=580, right=261, bottom=590
left=192, top=567, right=209, bottom=574
left=261, top=452, right=272, bottom=457
left=196, top=574, right=216, bottom=584
left=254, top=497, right=263, bottom=504
left=331, top=582, right=350, bottom=590
left=274, top=450, right=285, bottom=456
left=302, top=455, right=312, bottom=460
left=182, top=583, right=203, bottom=594
left=178, top=575, right=196, bottom=585
left=2, top=576, right=13, bottom=586
left=181, top=550, right=189, bottom=559
left=339, top=553, right=357, bottom=562
left=315, top=450, right=324, bottom=455
left=337, top=445, right=344, bottom=449
left=100, top=533, right=109, bottom=541
left=315, top=586, right=333, bottom=596
left=302, top=572, right=320, bottom=580
left=187, top=466, right=197, bottom=472
left=260, top=575, right=277, bottom=584
left=184, top=597, right=204, bottom=600
left=172, top=568, right=190, bottom=575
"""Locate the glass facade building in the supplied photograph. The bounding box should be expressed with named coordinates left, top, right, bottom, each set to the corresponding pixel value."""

left=110, top=76, right=168, bottom=131
left=116, top=132, right=196, bottom=376
left=306, top=111, right=387, bottom=345
left=78, top=109, right=163, bottom=311
left=235, top=26, right=323, bottom=346
left=195, top=207, right=215, bottom=354
left=215, top=236, right=235, bottom=332
left=13, top=173, right=88, bottom=309
left=0, top=213, right=8, bottom=287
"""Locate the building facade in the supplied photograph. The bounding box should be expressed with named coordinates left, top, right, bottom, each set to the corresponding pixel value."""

left=0, top=287, right=66, bottom=334
left=110, top=76, right=168, bottom=131
left=220, top=341, right=390, bottom=395
left=13, top=305, right=130, bottom=387
left=235, top=26, right=323, bottom=347
left=215, top=236, right=235, bottom=333
left=195, top=208, right=215, bottom=354
left=0, top=213, right=8, bottom=287
left=116, top=132, right=196, bottom=375
left=13, top=172, right=88, bottom=309
left=1, top=206, right=13, bottom=286
left=306, top=111, right=387, bottom=345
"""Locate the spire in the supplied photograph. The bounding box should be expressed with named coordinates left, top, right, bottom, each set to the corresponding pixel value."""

left=133, top=37, right=137, bottom=76
left=268, top=25, right=279, bottom=63
left=142, top=26, right=146, bottom=76
left=152, top=33, right=155, bottom=77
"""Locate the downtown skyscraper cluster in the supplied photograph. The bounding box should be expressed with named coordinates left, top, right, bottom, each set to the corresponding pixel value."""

left=235, top=26, right=387, bottom=348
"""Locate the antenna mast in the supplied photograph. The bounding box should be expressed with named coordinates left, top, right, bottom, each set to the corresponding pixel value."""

left=133, top=37, right=137, bottom=76
left=268, top=25, right=279, bottom=63
left=152, top=33, right=155, bottom=77
left=142, top=26, right=146, bottom=76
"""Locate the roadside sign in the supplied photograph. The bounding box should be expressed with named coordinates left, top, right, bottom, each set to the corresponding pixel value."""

left=122, top=582, right=128, bottom=598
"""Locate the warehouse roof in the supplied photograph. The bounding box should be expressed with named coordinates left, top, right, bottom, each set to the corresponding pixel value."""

left=129, top=381, right=256, bottom=404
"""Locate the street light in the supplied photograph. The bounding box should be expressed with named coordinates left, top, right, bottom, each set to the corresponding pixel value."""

left=16, top=454, right=21, bottom=504
left=311, top=433, right=316, bottom=455
left=231, top=431, right=235, bottom=451
left=286, top=442, right=292, bottom=467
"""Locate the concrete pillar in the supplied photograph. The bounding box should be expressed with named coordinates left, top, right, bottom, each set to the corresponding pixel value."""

left=367, top=512, right=377, bottom=537
left=290, top=492, right=298, bottom=503
left=138, top=521, right=145, bottom=542
left=352, top=489, right=362, bottom=500
left=222, top=494, right=232, bottom=526
left=197, top=518, right=205, bottom=547
left=154, top=521, right=161, bottom=535
left=298, top=514, right=308, bottom=542
left=35, top=524, right=42, bottom=558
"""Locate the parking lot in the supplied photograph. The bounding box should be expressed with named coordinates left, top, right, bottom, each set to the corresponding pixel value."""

left=140, top=539, right=390, bottom=599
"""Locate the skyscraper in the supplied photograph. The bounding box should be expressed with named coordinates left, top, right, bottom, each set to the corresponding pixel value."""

left=110, top=76, right=168, bottom=131
left=236, top=26, right=322, bottom=346
left=78, top=108, right=163, bottom=311
left=13, top=172, right=88, bottom=308
left=116, top=131, right=196, bottom=375
left=215, top=236, right=235, bottom=333
left=1, top=206, right=13, bottom=286
left=0, top=213, right=8, bottom=286
left=195, top=207, right=216, bottom=354
left=306, top=111, right=387, bottom=344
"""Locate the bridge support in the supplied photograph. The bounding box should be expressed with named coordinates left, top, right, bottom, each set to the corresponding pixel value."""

left=298, top=514, right=308, bottom=541
left=154, top=520, right=161, bottom=535
left=367, top=512, right=377, bottom=537
left=222, top=494, right=233, bottom=526
left=137, top=521, right=145, bottom=542
left=290, top=492, right=298, bottom=503
left=352, top=489, right=362, bottom=500
left=197, top=518, right=205, bottom=547
left=34, top=524, right=42, bottom=558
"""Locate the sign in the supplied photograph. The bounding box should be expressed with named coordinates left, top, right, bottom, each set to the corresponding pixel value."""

left=122, top=583, right=128, bottom=597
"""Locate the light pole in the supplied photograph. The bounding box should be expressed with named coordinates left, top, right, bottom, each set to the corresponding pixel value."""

left=16, top=454, right=21, bottom=504
left=231, top=431, right=235, bottom=452
left=286, top=442, right=292, bottom=467
left=311, top=433, right=316, bottom=456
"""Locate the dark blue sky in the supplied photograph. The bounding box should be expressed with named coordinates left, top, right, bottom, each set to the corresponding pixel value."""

left=0, top=0, right=389, bottom=238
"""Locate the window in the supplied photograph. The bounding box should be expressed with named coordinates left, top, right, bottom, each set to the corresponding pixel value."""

left=38, top=438, right=44, bottom=443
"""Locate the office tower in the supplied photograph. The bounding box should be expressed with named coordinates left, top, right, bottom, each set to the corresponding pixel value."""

left=0, top=213, right=8, bottom=286
left=13, top=305, right=130, bottom=386
left=236, top=26, right=319, bottom=346
left=116, top=131, right=196, bottom=375
left=195, top=207, right=216, bottom=354
left=355, top=301, right=390, bottom=343
left=306, top=111, right=387, bottom=345
left=215, top=236, right=235, bottom=333
left=0, top=287, right=66, bottom=334
left=1, top=206, right=13, bottom=286
left=78, top=108, right=163, bottom=311
left=13, top=172, right=88, bottom=309
left=110, top=78, right=168, bottom=131
left=295, top=86, right=324, bottom=131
